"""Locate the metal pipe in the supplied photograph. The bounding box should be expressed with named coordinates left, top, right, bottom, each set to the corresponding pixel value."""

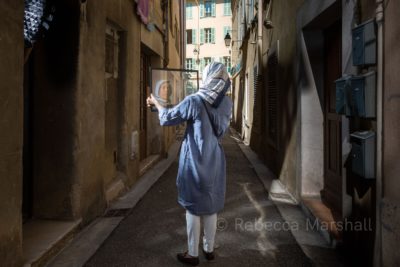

left=257, top=0, right=263, bottom=73
left=374, top=0, right=384, bottom=266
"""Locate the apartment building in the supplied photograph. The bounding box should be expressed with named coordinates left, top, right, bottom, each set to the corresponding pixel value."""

left=185, top=0, right=232, bottom=80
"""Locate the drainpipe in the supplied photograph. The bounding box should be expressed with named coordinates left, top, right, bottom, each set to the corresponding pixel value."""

left=257, top=0, right=262, bottom=72
left=374, top=0, right=383, bottom=266
left=162, top=0, right=169, bottom=67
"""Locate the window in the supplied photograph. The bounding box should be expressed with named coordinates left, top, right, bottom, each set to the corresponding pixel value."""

left=186, top=30, right=192, bottom=44
left=186, top=58, right=194, bottom=70
left=186, top=3, right=193, bottom=19
left=105, top=25, right=119, bottom=78
left=200, top=28, right=215, bottom=44
left=244, top=72, right=249, bottom=122
left=224, top=0, right=231, bottom=16
left=205, top=0, right=212, bottom=17
left=200, top=0, right=216, bottom=17
left=223, top=56, right=231, bottom=73
left=205, top=28, right=212, bottom=43
left=186, top=29, right=197, bottom=45
left=200, top=57, right=212, bottom=74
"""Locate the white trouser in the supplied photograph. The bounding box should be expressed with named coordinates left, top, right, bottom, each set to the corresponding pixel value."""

left=186, top=210, right=217, bottom=257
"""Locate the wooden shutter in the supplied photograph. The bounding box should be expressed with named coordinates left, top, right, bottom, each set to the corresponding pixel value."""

left=200, top=28, right=205, bottom=44
left=211, top=0, right=216, bottom=16
left=192, top=29, right=197, bottom=44
left=252, top=66, right=262, bottom=132
left=267, top=52, right=278, bottom=144
left=211, top=28, right=215, bottom=43
left=200, top=1, right=205, bottom=17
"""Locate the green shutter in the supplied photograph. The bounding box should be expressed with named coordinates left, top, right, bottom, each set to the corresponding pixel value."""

left=200, top=1, right=205, bottom=17
left=224, top=0, right=231, bottom=16
left=186, top=3, right=193, bottom=19
left=211, top=28, right=215, bottom=43
left=211, top=0, right=216, bottom=16
left=200, top=29, right=204, bottom=44
left=192, top=29, right=197, bottom=44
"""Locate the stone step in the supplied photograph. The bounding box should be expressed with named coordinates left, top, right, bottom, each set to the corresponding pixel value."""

left=23, top=219, right=82, bottom=267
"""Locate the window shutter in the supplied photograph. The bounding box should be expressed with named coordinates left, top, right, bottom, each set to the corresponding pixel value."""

left=186, top=3, right=192, bottom=19
left=211, top=0, right=216, bottom=16
left=192, top=29, right=196, bottom=44
left=211, top=28, right=215, bottom=43
left=224, top=0, right=231, bottom=16
left=200, top=29, right=204, bottom=44
left=267, top=52, right=278, bottom=143
left=200, top=1, right=205, bottom=17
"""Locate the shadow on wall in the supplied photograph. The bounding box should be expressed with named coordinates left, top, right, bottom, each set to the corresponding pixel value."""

left=30, top=0, right=81, bottom=220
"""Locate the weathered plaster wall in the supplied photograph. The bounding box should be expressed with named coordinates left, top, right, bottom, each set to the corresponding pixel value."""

left=75, top=0, right=142, bottom=223
left=382, top=0, right=400, bottom=265
left=0, top=1, right=24, bottom=265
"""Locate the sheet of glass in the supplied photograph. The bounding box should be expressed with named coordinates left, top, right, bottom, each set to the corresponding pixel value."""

left=150, top=68, right=199, bottom=110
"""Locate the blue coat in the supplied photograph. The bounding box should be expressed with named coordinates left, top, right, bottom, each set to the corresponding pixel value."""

left=158, top=94, right=232, bottom=215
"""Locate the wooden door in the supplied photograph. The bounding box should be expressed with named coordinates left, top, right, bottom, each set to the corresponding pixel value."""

left=104, top=27, right=120, bottom=183
left=322, top=20, right=342, bottom=214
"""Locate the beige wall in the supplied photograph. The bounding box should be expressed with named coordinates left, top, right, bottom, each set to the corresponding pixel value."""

left=0, top=1, right=24, bottom=265
left=73, top=0, right=144, bottom=222
left=382, top=0, right=400, bottom=265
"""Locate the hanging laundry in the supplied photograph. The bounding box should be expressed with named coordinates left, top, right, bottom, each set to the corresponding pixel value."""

left=136, top=0, right=149, bottom=25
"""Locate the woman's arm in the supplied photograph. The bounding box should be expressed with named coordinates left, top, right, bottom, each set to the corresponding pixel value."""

left=147, top=94, right=196, bottom=126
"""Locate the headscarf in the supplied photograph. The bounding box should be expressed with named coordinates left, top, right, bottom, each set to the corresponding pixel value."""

left=197, top=62, right=231, bottom=108
left=154, top=80, right=171, bottom=106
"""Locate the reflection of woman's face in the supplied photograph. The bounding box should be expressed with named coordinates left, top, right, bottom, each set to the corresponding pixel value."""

left=159, top=82, right=169, bottom=100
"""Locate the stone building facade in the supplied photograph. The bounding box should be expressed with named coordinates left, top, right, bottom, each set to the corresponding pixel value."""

left=230, top=0, right=400, bottom=265
left=0, top=0, right=184, bottom=266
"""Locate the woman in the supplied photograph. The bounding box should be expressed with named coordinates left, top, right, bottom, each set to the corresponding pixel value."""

left=146, top=62, right=232, bottom=266
left=153, top=79, right=172, bottom=107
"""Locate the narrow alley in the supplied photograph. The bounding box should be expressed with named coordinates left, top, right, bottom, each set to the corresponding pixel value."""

left=2, top=1, right=400, bottom=266
left=47, top=131, right=346, bottom=267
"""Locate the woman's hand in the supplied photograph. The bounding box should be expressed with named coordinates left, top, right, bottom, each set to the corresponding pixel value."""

left=146, top=94, right=163, bottom=110
left=146, top=94, right=155, bottom=107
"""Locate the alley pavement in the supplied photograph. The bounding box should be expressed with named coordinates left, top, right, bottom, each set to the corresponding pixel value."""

left=84, top=132, right=345, bottom=267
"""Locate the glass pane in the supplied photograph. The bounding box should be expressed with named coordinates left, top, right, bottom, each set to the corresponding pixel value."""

left=151, top=69, right=199, bottom=109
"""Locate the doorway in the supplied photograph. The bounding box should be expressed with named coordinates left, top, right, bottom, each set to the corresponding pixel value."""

left=22, top=52, right=34, bottom=223
left=139, top=52, right=151, bottom=161
left=104, top=24, right=127, bottom=188
left=322, top=20, right=342, bottom=214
